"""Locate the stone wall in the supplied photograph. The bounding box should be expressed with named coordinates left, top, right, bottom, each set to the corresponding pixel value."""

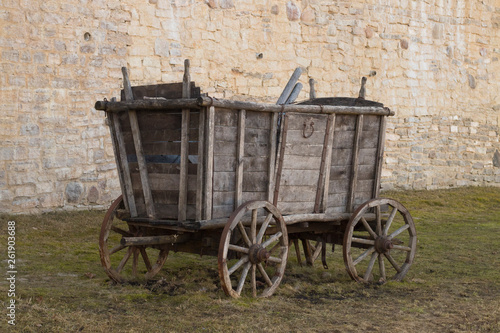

left=1, top=0, right=499, bottom=213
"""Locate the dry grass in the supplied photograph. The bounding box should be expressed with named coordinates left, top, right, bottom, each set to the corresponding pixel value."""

left=1, top=187, right=500, bottom=332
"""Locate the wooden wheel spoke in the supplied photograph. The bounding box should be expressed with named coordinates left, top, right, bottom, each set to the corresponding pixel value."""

left=262, top=231, right=282, bottom=248
left=228, top=256, right=249, bottom=275
left=228, top=244, right=250, bottom=254
left=236, top=262, right=252, bottom=294
left=257, top=263, right=273, bottom=287
left=109, top=244, right=126, bottom=255
left=363, top=252, right=378, bottom=281
left=351, top=237, right=375, bottom=246
left=116, top=247, right=133, bottom=273
left=360, top=217, right=378, bottom=239
left=251, top=209, right=258, bottom=244
left=383, top=207, right=398, bottom=236
left=267, top=255, right=283, bottom=264
left=256, top=213, right=273, bottom=244
left=392, top=244, right=412, bottom=252
left=389, top=224, right=410, bottom=239
left=251, top=264, right=257, bottom=297
left=384, top=253, right=402, bottom=273
left=111, top=225, right=133, bottom=237
left=378, top=254, right=386, bottom=281
left=353, top=247, right=375, bottom=266
left=237, top=222, right=252, bottom=247
left=376, top=205, right=382, bottom=235
left=140, top=247, right=152, bottom=272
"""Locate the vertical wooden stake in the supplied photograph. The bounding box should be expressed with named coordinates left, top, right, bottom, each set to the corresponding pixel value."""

left=347, top=115, right=363, bottom=213
left=204, top=106, right=215, bottom=220
left=196, top=109, right=206, bottom=221
left=267, top=112, right=279, bottom=203
left=178, top=59, right=191, bottom=221
left=110, top=113, right=137, bottom=216
left=315, top=114, right=335, bottom=213
left=122, top=67, right=156, bottom=218
left=235, top=109, right=246, bottom=209
left=373, top=116, right=387, bottom=198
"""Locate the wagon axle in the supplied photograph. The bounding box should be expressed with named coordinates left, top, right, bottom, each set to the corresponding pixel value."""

left=374, top=236, right=394, bottom=254
left=248, top=244, right=270, bottom=264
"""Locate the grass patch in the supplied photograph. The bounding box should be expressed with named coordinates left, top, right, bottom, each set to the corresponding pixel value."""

left=1, top=187, right=500, bottom=332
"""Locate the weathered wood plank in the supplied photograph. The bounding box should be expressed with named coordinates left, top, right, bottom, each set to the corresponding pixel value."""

left=284, top=144, right=324, bottom=157
left=214, top=141, right=237, bottom=157
left=214, top=125, right=238, bottom=142
left=213, top=191, right=235, bottom=207
left=334, top=114, right=357, bottom=131
left=280, top=169, right=323, bottom=186
left=214, top=109, right=238, bottom=126
left=278, top=202, right=315, bottom=215
left=282, top=155, right=322, bottom=170
left=212, top=205, right=235, bottom=219
left=235, top=109, right=246, bottom=208
left=331, top=148, right=353, bottom=166
left=131, top=173, right=197, bottom=191
left=278, top=185, right=318, bottom=202
left=332, top=131, right=356, bottom=149
left=246, top=111, right=272, bottom=128
left=213, top=155, right=236, bottom=172
left=213, top=171, right=236, bottom=192
left=242, top=156, right=269, bottom=172
left=151, top=190, right=197, bottom=205
left=241, top=171, right=268, bottom=192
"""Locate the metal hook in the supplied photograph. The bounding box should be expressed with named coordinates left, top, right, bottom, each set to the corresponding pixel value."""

left=302, top=121, right=314, bottom=138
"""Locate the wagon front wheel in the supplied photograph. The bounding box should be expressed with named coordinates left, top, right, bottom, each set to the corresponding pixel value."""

left=343, top=198, right=417, bottom=283
left=99, top=196, right=169, bottom=283
left=218, top=201, right=288, bottom=298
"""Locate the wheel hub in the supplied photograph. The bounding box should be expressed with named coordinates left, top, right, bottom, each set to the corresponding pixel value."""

left=248, top=244, right=270, bottom=264
left=374, top=236, right=393, bottom=254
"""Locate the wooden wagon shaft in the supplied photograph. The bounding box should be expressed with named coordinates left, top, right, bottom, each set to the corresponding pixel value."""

left=276, top=67, right=302, bottom=105
left=95, top=96, right=394, bottom=116
left=120, top=233, right=191, bottom=246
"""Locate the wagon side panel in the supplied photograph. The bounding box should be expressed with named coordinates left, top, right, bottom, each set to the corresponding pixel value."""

left=326, top=114, right=384, bottom=215
left=119, top=109, right=201, bottom=220
left=211, top=108, right=275, bottom=219
left=276, top=112, right=329, bottom=215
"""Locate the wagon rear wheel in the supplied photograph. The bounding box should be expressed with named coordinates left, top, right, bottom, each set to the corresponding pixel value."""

left=99, top=196, right=168, bottom=283
left=343, top=198, right=417, bottom=283
left=218, top=201, right=288, bottom=298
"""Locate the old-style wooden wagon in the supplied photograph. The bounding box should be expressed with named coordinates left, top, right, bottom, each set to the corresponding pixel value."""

left=95, top=61, right=417, bottom=298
